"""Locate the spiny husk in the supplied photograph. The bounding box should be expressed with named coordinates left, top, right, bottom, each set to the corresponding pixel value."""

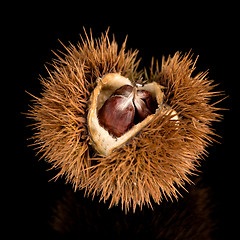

left=28, top=29, right=222, bottom=212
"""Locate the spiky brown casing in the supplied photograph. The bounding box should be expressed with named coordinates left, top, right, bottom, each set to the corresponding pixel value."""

left=28, top=29, right=221, bottom=212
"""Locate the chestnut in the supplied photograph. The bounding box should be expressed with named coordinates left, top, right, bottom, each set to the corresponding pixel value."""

left=98, top=85, right=157, bottom=138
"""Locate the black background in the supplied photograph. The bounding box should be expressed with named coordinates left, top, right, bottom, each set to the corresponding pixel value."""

left=8, top=3, right=237, bottom=239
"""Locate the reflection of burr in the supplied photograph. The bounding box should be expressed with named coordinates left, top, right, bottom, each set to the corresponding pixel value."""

left=51, top=178, right=216, bottom=239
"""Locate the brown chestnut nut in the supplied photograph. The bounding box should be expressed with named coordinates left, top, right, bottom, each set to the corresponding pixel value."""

left=98, top=87, right=135, bottom=138
left=98, top=84, right=157, bottom=138
left=134, top=89, right=157, bottom=122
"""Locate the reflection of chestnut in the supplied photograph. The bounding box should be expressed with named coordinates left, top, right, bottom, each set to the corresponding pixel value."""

left=98, top=85, right=157, bottom=138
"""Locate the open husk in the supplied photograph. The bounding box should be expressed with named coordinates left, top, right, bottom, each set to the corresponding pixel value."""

left=28, top=29, right=222, bottom=212
left=87, top=73, right=174, bottom=156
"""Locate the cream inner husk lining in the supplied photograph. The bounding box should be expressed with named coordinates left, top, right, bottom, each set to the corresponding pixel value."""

left=87, top=73, right=177, bottom=156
